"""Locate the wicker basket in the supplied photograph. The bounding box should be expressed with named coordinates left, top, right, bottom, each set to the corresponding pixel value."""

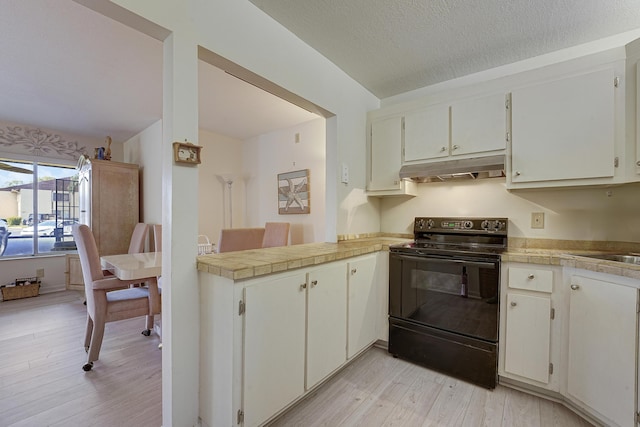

left=197, top=235, right=214, bottom=255
left=1, top=282, right=40, bottom=301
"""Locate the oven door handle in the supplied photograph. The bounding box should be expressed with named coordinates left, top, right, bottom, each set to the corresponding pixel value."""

left=395, top=254, right=497, bottom=269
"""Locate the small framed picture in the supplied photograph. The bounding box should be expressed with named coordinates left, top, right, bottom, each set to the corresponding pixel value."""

left=173, top=142, right=202, bottom=165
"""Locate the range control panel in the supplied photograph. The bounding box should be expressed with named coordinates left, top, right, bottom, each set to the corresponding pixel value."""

left=414, top=217, right=508, bottom=234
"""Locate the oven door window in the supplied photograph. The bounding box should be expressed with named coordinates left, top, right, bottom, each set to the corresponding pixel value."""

left=397, top=255, right=499, bottom=342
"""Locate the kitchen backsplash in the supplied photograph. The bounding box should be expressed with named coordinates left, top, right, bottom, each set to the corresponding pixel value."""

left=380, top=178, right=640, bottom=243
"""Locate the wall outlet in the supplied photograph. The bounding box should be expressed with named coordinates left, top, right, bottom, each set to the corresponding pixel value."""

left=531, top=212, right=545, bottom=229
left=36, top=268, right=45, bottom=278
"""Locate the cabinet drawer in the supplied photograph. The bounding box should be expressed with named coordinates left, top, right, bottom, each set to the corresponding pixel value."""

left=508, top=267, right=552, bottom=293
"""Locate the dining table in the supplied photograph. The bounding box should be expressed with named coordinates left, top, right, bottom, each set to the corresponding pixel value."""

left=100, top=251, right=162, bottom=281
left=100, top=251, right=162, bottom=338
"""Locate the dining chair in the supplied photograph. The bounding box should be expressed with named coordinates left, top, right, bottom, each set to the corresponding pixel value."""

left=152, top=223, right=162, bottom=253
left=128, top=222, right=149, bottom=254
left=152, top=223, right=163, bottom=346
left=262, top=222, right=290, bottom=248
left=72, top=224, right=160, bottom=372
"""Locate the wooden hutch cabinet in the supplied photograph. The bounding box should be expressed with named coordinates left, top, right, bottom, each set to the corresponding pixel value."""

left=67, top=158, right=140, bottom=290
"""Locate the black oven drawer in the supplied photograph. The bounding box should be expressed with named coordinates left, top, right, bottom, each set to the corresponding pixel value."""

left=389, top=317, right=497, bottom=389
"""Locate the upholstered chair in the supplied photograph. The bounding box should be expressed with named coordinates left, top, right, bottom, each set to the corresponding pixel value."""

left=217, top=227, right=266, bottom=253
left=262, top=222, right=290, bottom=248
left=72, top=224, right=160, bottom=371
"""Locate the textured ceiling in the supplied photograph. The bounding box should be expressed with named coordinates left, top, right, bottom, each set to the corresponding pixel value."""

left=0, top=0, right=317, bottom=143
left=250, top=0, right=640, bottom=98
left=4, top=1, right=640, bottom=144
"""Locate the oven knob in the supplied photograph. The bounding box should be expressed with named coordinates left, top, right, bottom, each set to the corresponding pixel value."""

left=463, top=221, right=473, bottom=229
left=426, top=219, right=435, bottom=229
left=481, top=220, right=489, bottom=230
left=415, top=218, right=426, bottom=230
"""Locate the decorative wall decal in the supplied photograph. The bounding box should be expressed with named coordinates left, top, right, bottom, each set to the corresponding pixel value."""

left=278, top=169, right=310, bottom=214
left=0, top=126, right=86, bottom=159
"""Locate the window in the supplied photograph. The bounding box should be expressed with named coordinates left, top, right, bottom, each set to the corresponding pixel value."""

left=0, top=158, right=78, bottom=257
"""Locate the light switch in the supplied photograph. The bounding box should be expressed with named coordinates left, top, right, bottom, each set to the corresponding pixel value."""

left=341, top=163, right=349, bottom=184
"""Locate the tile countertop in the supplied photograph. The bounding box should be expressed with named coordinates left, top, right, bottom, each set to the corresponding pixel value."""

left=503, top=249, right=640, bottom=281
left=196, top=237, right=411, bottom=281
left=196, top=235, right=640, bottom=282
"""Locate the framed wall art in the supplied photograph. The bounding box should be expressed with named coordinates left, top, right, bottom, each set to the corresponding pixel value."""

left=173, top=141, right=202, bottom=165
left=277, top=169, right=310, bottom=214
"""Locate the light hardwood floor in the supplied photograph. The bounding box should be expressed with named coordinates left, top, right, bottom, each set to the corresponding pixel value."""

left=1, top=291, right=593, bottom=427
left=0, top=291, right=162, bottom=427
left=269, top=347, right=593, bottom=427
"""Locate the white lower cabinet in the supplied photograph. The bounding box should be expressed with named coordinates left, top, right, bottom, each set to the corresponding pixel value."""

left=500, top=264, right=559, bottom=390
left=500, top=265, right=640, bottom=427
left=238, top=256, right=377, bottom=426
left=306, top=263, right=347, bottom=389
left=347, top=254, right=378, bottom=358
left=567, top=274, right=638, bottom=427
left=504, top=293, right=551, bottom=384
left=243, top=272, right=307, bottom=427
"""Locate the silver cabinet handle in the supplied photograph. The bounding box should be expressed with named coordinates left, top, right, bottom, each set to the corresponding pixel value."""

left=527, top=274, right=535, bottom=280
left=351, top=268, right=357, bottom=275
left=570, top=284, right=580, bottom=290
left=510, top=301, right=517, bottom=307
left=300, top=283, right=306, bottom=291
left=515, top=171, right=521, bottom=176
left=311, top=280, right=318, bottom=288
left=452, top=144, right=459, bottom=150
left=440, top=146, right=447, bottom=152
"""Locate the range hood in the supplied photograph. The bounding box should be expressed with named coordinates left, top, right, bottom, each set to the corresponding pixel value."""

left=399, top=155, right=505, bottom=182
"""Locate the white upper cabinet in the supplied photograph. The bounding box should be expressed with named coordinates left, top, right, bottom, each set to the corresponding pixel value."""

left=369, top=116, right=402, bottom=191
left=403, top=104, right=449, bottom=162
left=367, top=115, right=416, bottom=196
left=402, top=93, right=506, bottom=163
left=451, top=92, right=507, bottom=156
left=368, top=37, right=640, bottom=190
left=509, top=68, right=616, bottom=186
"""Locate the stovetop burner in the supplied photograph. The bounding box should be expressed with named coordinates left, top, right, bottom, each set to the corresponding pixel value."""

left=390, top=217, right=508, bottom=257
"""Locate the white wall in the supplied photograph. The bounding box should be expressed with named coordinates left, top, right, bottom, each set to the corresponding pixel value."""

left=123, top=119, right=163, bottom=225
left=243, top=118, right=326, bottom=244
left=0, top=255, right=67, bottom=297
left=197, top=128, right=245, bottom=245
left=381, top=179, right=640, bottom=242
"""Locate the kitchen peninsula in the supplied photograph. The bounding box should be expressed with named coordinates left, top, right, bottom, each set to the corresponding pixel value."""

left=196, top=237, right=409, bottom=427
left=198, top=236, right=640, bottom=427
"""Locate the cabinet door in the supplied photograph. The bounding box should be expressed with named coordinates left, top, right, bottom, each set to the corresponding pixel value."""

left=243, top=273, right=307, bottom=427
left=307, top=263, right=347, bottom=389
left=66, top=254, right=85, bottom=291
left=511, top=68, right=615, bottom=184
left=347, top=255, right=378, bottom=358
left=504, top=293, right=551, bottom=384
left=568, top=275, right=637, bottom=427
left=369, top=116, right=402, bottom=191
left=451, top=92, right=506, bottom=156
left=403, top=104, right=449, bottom=162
